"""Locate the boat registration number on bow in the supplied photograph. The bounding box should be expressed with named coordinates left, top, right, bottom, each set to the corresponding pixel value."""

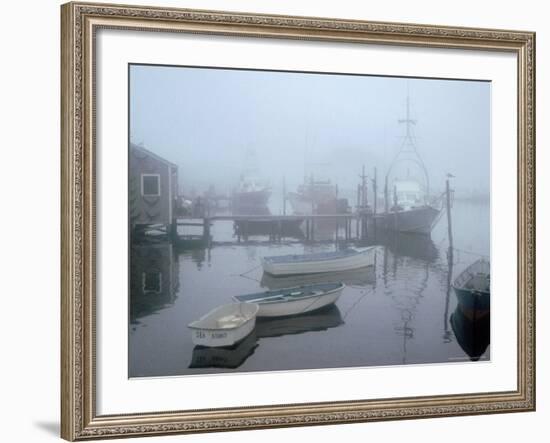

left=212, top=332, right=228, bottom=339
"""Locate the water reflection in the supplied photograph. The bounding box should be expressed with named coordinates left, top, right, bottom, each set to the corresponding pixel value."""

left=256, top=305, right=344, bottom=338
left=189, top=305, right=344, bottom=369
left=260, top=266, right=376, bottom=290
left=383, top=248, right=430, bottom=364
left=129, top=202, right=491, bottom=376
left=190, top=331, right=259, bottom=369
left=130, top=242, right=179, bottom=324
left=375, top=231, right=438, bottom=262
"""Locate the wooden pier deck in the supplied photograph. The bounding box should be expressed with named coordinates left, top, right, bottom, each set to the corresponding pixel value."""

left=174, top=212, right=373, bottom=244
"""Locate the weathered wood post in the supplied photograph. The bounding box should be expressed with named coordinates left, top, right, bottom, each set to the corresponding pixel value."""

left=372, top=167, right=378, bottom=234
left=203, top=217, right=210, bottom=242
left=384, top=176, right=389, bottom=214
left=393, top=185, right=398, bottom=231
left=446, top=177, right=454, bottom=252
left=282, top=177, right=287, bottom=216
left=356, top=183, right=361, bottom=238
left=170, top=218, right=178, bottom=243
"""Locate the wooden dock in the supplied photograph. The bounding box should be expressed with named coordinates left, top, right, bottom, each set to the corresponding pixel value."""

left=173, top=212, right=372, bottom=244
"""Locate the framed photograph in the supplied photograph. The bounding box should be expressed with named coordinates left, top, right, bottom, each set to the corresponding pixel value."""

left=61, top=2, right=536, bottom=440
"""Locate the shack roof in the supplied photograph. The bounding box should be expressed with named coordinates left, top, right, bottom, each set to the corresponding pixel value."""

left=130, top=143, right=178, bottom=169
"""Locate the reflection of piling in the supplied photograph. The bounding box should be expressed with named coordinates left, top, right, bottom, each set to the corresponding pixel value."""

left=443, top=245, right=454, bottom=341
left=444, top=177, right=454, bottom=339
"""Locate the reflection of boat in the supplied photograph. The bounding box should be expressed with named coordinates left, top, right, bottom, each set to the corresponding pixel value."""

left=452, top=259, right=490, bottom=311
left=375, top=231, right=438, bottom=262
left=189, top=331, right=258, bottom=369
left=450, top=302, right=490, bottom=361
left=188, top=305, right=344, bottom=370
left=378, top=95, right=441, bottom=235
left=188, top=303, right=259, bottom=347
left=256, top=305, right=344, bottom=338
left=261, top=247, right=376, bottom=276
left=260, top=266, right=375, bottom=290
left=233, top=282, right=345, bottom=317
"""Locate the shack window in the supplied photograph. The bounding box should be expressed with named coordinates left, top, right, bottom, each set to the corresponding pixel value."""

left=142, top=174, right=160, bottom=196
left=142, top=272, right=162, bottom=294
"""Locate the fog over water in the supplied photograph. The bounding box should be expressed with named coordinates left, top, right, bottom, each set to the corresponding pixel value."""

left=129, top=65, right=490, bottom=199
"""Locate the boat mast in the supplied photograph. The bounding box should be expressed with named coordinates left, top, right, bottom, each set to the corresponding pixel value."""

left=384, top=83, right=431, bottom=202
left=398, top=93, right=417, bottom=152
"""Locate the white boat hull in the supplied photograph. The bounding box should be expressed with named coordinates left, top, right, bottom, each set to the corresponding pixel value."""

left=188, top=303, right=258, bottom=347
left=190, top=320, right=256, bottom=347
left=261, top=247, right=375, bottom=276
left=255, top=287, right=344, bottom=317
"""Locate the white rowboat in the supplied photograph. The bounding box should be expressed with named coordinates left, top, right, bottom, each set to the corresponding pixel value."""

left=188, top=302, right=259, bottom=347
left=261, top=247, right=375, bottom=276
left=232, top=282, right=345, bottom=317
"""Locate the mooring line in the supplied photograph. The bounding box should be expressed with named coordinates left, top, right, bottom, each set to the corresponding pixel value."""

left=342, top=287, right=375, bottom=320
left=451, top=247, right=489, bottom=259
left=230, top=264, right=262, bottom=278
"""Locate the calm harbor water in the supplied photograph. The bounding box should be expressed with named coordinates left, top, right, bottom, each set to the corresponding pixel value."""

left=129, top=201, right=490, bottom=377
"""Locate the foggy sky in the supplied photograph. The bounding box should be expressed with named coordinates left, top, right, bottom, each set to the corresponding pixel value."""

left=129, top=64, right=490, bottom=197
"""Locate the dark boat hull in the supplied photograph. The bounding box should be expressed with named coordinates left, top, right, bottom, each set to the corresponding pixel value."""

left=377, top=206, right=440, bottom=234
left=453, top=287, right=490, bottom=312
left=450, top=303, right=490, bottom=361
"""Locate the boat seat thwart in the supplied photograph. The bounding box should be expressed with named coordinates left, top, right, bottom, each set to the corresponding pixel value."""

left=216, top=314, right=247, bottom=329
left=464, top=273, right=490, bottom=293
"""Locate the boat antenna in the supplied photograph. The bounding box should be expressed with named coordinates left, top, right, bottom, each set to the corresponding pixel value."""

left=385, top=81, right=431, bottom=196
left=398, top=84, right=417, bottom=151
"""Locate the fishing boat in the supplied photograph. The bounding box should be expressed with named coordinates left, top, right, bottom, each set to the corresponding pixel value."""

left=287, top=175, right=338, bottom=215
left=232, top=282, right=345, bottom=317
left=452, top=258, right=490, bottom=311
left=188, top=302, right=259, bottom=347
left=450, top=302, right=490, bottom=361
left=377, top=94, right=441, bottom=235
left=232, top=149, right=271, bottom=215
left=261, top=246, right=375, bottom=276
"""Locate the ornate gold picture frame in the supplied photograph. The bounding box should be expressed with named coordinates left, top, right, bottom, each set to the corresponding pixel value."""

left=61, top=2, right=535, bottom=440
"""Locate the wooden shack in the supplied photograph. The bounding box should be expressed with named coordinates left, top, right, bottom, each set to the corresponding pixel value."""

left=129, top=143, right=178, bottom=234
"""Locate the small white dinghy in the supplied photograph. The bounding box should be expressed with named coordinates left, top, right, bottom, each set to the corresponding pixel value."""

left=261, top=247, right=376, bottom=276
left=188, top=302, right=259, bottom=347
left=232, top=282, right=345, bottom=317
